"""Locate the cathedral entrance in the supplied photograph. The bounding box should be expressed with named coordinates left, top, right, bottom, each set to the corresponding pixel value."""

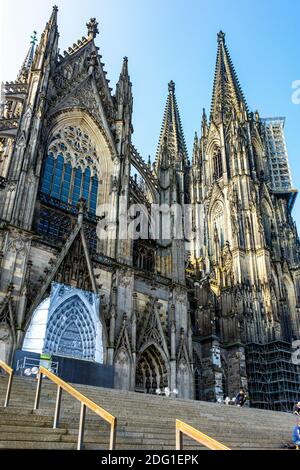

left=135, top=344, right=169, bottom=394
left=23, top=282, right=104, bottom=363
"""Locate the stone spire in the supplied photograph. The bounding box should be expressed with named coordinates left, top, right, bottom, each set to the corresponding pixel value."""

left=116, top=57, right=132, bottom=112
left=31, top=5, right=59, bottom=71
left=156, top=81, right=188, bottom=167
left=211, top=31, right=248, bottom=121
left=17, top=31, right=38, bottom=82
left=192, top=131, right=199, bottom=166
left=48, top=4, right=58, bottom=30
left=119, top=57, right=130, bottom=83
left=201, top=107, right=208, bottom=138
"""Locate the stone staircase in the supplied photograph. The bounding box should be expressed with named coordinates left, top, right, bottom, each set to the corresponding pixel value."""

left=0, top=374, right=296, bottom=450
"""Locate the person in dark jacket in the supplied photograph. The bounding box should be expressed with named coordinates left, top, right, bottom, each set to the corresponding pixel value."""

left=235, top=388, right=247, bottom=407
left=293, top=402, right=300, bottom=417
left=292, top=421, right=300, bottom=449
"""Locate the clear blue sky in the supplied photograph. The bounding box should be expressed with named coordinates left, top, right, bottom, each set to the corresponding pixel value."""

left=1, top=0, right=300, bottom=226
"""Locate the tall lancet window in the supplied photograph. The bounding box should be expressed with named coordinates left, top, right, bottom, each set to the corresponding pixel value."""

left=40, top=125, right=99, bottom=215
left=211, top=202, right=225, bottom=249
left=213, top=148, right=223, bottom=180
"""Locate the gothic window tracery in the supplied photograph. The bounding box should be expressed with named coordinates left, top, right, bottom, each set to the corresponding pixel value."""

left=40, top=125, right=99, bottom=215
left=212, top=202, right=225, bottom=248
left=261, top=201, right=273, bottom=248
left=133, top=240, right=155, bottom=272
left=213, top=147, right=223, bottom=180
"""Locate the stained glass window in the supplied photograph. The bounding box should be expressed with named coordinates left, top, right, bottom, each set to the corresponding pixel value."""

left=82, top=168, right=91, bottom=205
left=90, top=176, right=98, bottom=214
left=41, top=153, right=54, bottom=194
left=61, top=163, right=72, bottom=203
left=40, top=126, right=99, bottom=215
left=51, top=154, right=64, bottom=199
left=72, top=168, right=82, bottom=205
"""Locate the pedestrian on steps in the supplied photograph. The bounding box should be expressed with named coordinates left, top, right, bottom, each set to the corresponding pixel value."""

left=235, top=387, right=247, bottom=407
left=292, top=421, right=300, bottom=450
left=293, top=402, right=300, bottom=417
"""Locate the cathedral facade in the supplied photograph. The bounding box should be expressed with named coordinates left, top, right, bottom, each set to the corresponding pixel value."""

left=0, top=7, right=299, bottom=405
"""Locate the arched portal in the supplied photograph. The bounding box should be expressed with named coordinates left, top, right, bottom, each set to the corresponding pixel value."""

left=135, top=344, right=169, bottom=394
left=23, top=283, right=104, bottom=363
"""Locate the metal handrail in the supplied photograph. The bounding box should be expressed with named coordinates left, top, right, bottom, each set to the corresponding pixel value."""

left=176, top=419, right=231, bottom=450
left=34, top=366, right=117, bottom=450
left=0, top=359, right=14, bottom=407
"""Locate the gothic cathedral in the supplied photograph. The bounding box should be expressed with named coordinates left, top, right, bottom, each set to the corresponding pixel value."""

left=0, top=7, right=299, bottom=408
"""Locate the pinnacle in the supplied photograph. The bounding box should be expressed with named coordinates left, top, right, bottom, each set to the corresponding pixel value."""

left=168, top=80, right=175, bottom=93
left=17, top=32, right=37, bottom=82
left=217, top=30, right=225, bottom=44
left=87, top=18, right=99, bottom=39
left=156, top=80, right=188, bottom=166
left=211, top=31, right=248, bottom=119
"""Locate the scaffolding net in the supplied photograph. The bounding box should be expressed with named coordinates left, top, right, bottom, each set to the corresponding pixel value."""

left=246, top=340, right=300, bottom=412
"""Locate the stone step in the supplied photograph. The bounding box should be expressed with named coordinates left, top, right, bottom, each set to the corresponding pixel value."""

left=1, top=394, right=294, bottom=423
left=0, top=375, right=295, bottom=450
left=0, top=410, right=294, bottom=434
left=0, top=410, right=292, bottom=432
left=0, top=385, right=287, bottom=414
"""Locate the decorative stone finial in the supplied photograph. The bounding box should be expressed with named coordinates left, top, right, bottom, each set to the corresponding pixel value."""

left=87, top=18, right=99, bottom=39
left=30, top=31, right=38, bottom=46
left=217, top=30, right=225, bottom=44
left=168, top=80, right=175, bottom=93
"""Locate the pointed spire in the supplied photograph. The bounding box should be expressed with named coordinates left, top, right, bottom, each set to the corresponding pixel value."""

left=120, top=56, right=129, bottom=79
left=194, top=131, right=198, bottom=145
left=211, top=31, right=248, bottom=122
left=192, top=131, right=199, bottom=166
left=45, top=5, right=58, bottom=31
left=50, top=5, right=58, bottom=24
left=31, top=6, right=59, bottom=71
left=156, top=81, right=188, bottom=166
left=116, top=56, right=132, bottom=101
left=201, top=107, right=208, bottom=138
left=17, top=31, right=38, bottom=82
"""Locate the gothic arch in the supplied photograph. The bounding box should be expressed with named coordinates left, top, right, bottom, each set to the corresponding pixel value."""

left=210, top=199, right=225, bottom=249
left=206, top=131, right=221, bottom=157
left=176, top=358, right=192, bottom=399
left=24, top=283, right=104, bottom=363
left=206, top=139, right=222, bottom=183
left=45, top=110, right=118, bottom=205
left=114, top=347, right=131, bottom=390
left=136, top=342, right=170, bottom=393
